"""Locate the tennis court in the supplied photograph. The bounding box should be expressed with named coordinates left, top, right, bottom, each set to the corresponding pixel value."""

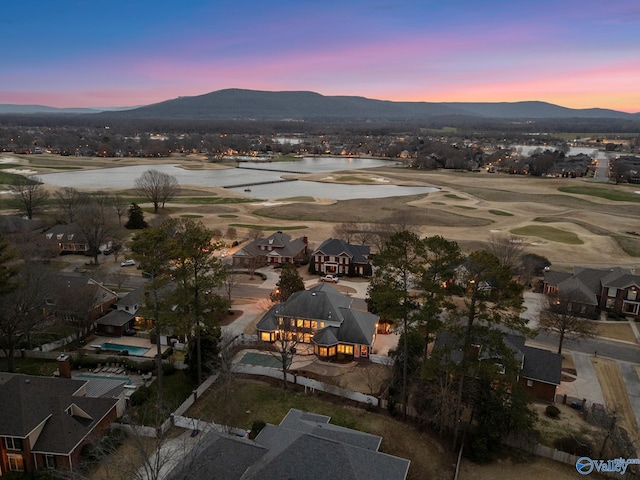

left=240, top=351, right=289, bottom=368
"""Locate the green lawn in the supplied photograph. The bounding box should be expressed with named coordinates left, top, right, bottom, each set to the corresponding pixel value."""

left=558, top=186, right=640, bottom=203
left=229, top=223, right=308, bottom=231
left=444, top=193, right=467, bottom=200
left=489, top=209, right=514, bottom=216
left=510, top=225, right=584, bottom=244
left=135, top=371, right=197, bottom=426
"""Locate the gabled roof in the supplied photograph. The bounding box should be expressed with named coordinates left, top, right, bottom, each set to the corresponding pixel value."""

left=43, top=223, right=87, bottom=244
left=116, top=284, right=145, bottom=309
left=166, top=409, right=409, bottom=480
left=249, top=409, right=409, bottom=480
left=312, top=238, right=371, bottom=264
left=97, top=309, right=134, bottom=327
left=545, top=266, right=640, bottom=306
left=256, top=284, right=378, bottom=346
left=0, top=375, right=118, bottom=454
left=434, top=331, right=562, bottom=386
left=233, top=232, right=307, bottom=260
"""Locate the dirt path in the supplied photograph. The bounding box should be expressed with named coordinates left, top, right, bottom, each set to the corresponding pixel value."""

left=592, top=358, right=639, bottom=444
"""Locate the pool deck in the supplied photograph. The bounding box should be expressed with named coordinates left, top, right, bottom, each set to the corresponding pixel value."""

left=82, top=335, right=170, bottom=358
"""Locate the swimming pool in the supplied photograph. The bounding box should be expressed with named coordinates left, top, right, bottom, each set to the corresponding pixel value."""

left=100, top=342, right=150, bottom=357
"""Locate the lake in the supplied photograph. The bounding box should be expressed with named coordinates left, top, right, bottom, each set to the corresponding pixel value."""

left=37, top=157, right=437, bottom=200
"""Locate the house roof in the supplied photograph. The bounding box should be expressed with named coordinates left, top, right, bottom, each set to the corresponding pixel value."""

left=97, top=309, right=134, bottom=327
left=233, top=232, right=307, bottom=261
left=256, top=284, right=378, bottom=346
left=167, top=408, right=409, bottom=480
left=44, top=223, right=87, bottom=244
left=312, top=238, right=371, bottom=264
left=434, top=331, right=562, bottom=386
left=0, top=375, right=118, bottom=454
left=116, top=284, right=145, bottom=309
left=545, top=266, right=640, bottom=306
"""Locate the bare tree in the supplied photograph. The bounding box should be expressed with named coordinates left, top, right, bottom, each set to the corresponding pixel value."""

left=55, top=186, right=85, bottom=224
left=76, top=199, right=115, bottom=265
left=538, top=296, right=598, bottom=354
left=0, top=264, right=52, bottom=372
left=225, top=226, right=237, bottom=242
left=222, top=265, right=240, bottom=304
left=487, top=233, right=525, bottom=273
left=333, top=221, right=358, bottom=243
left=92, top=190, right=112, bottom=225
left=111, top=193, right=129, bottom=226
left=9, top=176, right=49, bottom=219
left=270, top=324, right=300, bottom=390
left=247, top=228, right=264, bottom=242
left=134, top=169, right=179, bottom=214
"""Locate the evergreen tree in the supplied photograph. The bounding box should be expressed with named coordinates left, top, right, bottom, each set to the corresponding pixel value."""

left=125, top=203, right=148, bottom=229
left=274, top=263, right=305, bottom=303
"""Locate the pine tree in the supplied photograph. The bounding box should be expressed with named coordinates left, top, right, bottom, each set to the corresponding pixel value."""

left=125, top=203, right=148, bottom=229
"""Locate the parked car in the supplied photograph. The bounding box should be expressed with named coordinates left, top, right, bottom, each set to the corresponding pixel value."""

left=121, top=259, right=136, bottom=267
left=320, top=274, right=339, bottom=283
left=103, top=248, right=113, bottom=255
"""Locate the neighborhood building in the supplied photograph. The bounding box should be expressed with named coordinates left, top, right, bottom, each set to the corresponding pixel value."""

left=232, top=231, right=308, bottom=269
left=45, top=274, right=119, bottom=327
left=256, top=283, right=379, bottom=360
left=543, top=266, right=640, bottom=319
left=0, top=362, right=122, bottom=475
left=310, top=238, right=371, bottom=276
left=44, top=223, right=112, bottom=255
left=434, top=331, right=562, bottom=403
left=166, top=408, right=410, bottom=480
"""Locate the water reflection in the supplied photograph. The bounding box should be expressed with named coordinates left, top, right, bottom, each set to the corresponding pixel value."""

left=37, top=157, right=436, bottom=200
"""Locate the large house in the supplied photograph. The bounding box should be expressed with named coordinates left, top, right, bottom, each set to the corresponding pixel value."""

left=257, top=283, right=379, bottom=360
left=232, top=231, right=308, bottom=269
left=0, top=364, right=121, bottom=475
left=311, top=238, right=371, bottom=276
left=45, top=274, right=119, bottom=327
left=44, top=224, right=112, bottom=255
left=434, top=331, right=562, bottom=403
left=543, top=266, right=640, bottom=319
left=166, top=408, right=410, bottom=480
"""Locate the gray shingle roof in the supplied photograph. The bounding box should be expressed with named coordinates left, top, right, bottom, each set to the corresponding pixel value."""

left=256, top=284, right=378, bottom=347
left=234, top=232, right=308, bottom=261
left=312, top=238, right=371, bottom=264
left=0, top=375, right=118, bottom=455
left=97, top=309, right=134, bottom=327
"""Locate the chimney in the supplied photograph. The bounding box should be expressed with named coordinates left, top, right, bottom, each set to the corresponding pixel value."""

left=57, top=354, right=72, bottom=379
left=303, top=236, right=308, bottom=244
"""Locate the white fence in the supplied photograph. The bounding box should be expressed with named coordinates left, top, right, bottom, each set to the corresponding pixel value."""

left=370, top=354, right=394, bottom=366
left=231, top=363, right=379, bottom=407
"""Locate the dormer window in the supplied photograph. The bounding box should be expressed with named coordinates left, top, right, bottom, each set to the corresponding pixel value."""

left=46, top=233, right=53, bottom=239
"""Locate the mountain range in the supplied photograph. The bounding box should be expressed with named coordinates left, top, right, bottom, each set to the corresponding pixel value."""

left=1, top=89, right=638, bottom=122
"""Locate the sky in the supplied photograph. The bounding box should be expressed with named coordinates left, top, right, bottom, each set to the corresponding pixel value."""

left=2, top=0, right=639, bottom=112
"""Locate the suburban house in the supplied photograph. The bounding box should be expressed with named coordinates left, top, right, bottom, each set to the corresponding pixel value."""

left=46, top=274, right=118, bottom=327
left=95, top=285, right=144, bottom=336
left=44, top=223, right=112, bottom=255
left=166, top=408, right=410, bottom=480
left=311, top=238, right=371, bottom=276
left=434, top=331, right=562, bottom=403
left=543, top=266, right=640, bottom=319
left=0, top=363, right=121, bottom=475
left=256, top=283, right=379, bottom=360
left=232, top=231, right=308, bottom=269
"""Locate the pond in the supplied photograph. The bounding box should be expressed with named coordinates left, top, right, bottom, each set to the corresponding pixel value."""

left=37, top=157, right=437, bottom=200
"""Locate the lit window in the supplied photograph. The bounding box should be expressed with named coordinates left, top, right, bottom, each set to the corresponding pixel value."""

left=8, top=454, right=24, bottom=471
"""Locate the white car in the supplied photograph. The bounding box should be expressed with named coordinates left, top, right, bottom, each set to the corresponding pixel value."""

left=320, top=274, right=339, bottom=283
left=121, top=259, right=136, bottom=267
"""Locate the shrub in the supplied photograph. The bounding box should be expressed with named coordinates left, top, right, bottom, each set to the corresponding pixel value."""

left=545, top=405, right=561, bottom=418
left=553, top=435, right=592, bottom=456
left=249, top=420, right=266, bottom=439
left=130, top=385, right=151, bottom=406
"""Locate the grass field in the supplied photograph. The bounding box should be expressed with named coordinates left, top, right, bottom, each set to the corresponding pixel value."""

left=510, top=225, right=584, bottom=244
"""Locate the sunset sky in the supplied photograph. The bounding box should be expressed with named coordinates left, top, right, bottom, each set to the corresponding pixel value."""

left=2, top=0, right=639, bottom=112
